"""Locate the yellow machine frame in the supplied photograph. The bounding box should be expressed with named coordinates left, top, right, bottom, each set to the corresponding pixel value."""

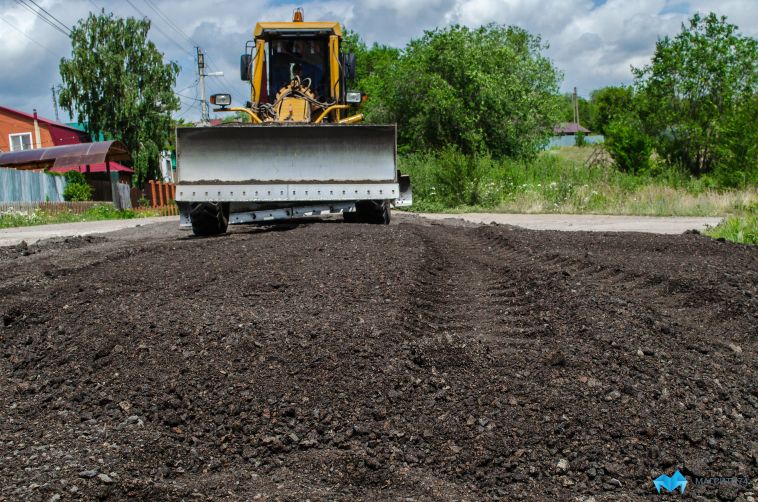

left=211, top=14, right=362, bottom=124
left=236, top=20, right=352, bottom=123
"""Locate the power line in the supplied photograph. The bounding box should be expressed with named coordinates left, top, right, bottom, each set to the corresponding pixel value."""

left=144, top=0, right=196, bottom=46
left=175, top=80, right=199, bottom=94
left=176, top=92, right=202, bottom=102
left=13, top=0, right=70, bottom=37
left=122, top=0, right=240, bottom=112
left=24, top=0, right=71, bottom=34
left=124, top=0, right=194, bottom=59
left=139, top=0, right=242, bottom=97
left=177, top=99, right=198, bottom=119
left=0, top=15, right=58, bottom=52
left=122, top=0, right=230, bottom=98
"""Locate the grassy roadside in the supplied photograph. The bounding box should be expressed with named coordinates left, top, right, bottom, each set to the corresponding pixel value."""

left=400, top=146, right=756, bottom=217
left=0, top=204, right=162, bottom=229
left=704, top=212, right=757, bottom=245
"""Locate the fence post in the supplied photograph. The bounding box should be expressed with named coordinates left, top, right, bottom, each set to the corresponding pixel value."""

left=157, top=181, right=164, bottom=208
left=163, top=182, right=171, bottom=205
left=148, top=180, right=156, bottom=208
left=165, top=183, right=173, bottom=215
left=170, top=183, right=177, bottom=215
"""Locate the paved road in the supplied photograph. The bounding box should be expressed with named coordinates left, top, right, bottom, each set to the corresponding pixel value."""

left=0, top=216, right=178, bottom=247
left=413, top=212, right=722, bottom=234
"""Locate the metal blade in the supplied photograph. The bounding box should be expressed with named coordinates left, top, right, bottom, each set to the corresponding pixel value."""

left=176, top=124, right=397, bottom=183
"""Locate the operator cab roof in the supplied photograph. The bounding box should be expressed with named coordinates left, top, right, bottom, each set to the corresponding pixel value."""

left=254, top=22, right=342, bottom=39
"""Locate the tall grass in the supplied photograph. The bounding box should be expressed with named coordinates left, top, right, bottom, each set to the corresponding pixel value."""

left=705, top=212, right=757, bottom=245
left=0, top=203, right=156, bottom=229
left=400, top=146, right=756, bottom=216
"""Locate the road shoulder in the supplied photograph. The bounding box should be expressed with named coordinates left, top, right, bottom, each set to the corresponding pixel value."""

left=0, top=216, right=179, bottom=247
left=409, top=212, right=722, bottom=234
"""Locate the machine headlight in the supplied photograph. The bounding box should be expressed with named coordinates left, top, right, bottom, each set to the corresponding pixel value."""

left=346, top=91, right=363, bottom=104
left=210, top=94, right=232, bottom=107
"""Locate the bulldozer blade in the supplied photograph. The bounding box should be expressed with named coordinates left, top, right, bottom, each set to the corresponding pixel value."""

left=396, top=171, right=412, bottom=206
left=176, top=124, right=397, bottom=184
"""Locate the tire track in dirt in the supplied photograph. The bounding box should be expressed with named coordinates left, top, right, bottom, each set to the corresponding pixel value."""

left=1, top=219, right=755, bottom=500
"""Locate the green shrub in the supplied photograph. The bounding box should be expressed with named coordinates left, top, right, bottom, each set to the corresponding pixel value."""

left=400, top=147, right=505, bottom=208
left=84, top=203, right=135, bottom=219
left=62, top=170, right=93, bottom=201
left=63, top=182, right=93, bottom=202
left=64, top=170, right=87, bottom=185
left=605, top=118, right=652, bottom=174
left=575, top=132, right=586, bottom=147
left=705, top=212, right=757, bottom=245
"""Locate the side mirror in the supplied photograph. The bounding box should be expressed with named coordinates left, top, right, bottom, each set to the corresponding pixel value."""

left=342, top=53, right=356, bottom=80
left=240, top=54, right=252, bottom=81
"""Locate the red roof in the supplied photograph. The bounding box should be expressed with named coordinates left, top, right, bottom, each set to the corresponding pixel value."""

left=49, top=162, right=134, bottom=174
left=554, top=122, right=591, bottom=135
left=0, top=105, right=85, bottom=133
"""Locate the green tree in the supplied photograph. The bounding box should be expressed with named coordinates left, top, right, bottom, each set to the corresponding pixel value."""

left=558, top=93, right=594, bottom=131
left=604, top=116, right=652, bottom=174
left=341, top=29, right=401, bottom=122
left=590, top=86, right=634, bottom=135
left=58, top=12, right=180, bottom=185
left=633, top=13, right=757, bottom=180
left=220, top=111, right=252, bottom=124
left=359, top=24, right=562, bottom=158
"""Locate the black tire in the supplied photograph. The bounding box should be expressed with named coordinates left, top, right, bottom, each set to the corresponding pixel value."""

left=190, top=202, right=229, bottom=236
left=343, top=211, right=360, bottom=223
left=346, top=201, right=390, bottom=225
left=379, top=201, right=391, bottom=225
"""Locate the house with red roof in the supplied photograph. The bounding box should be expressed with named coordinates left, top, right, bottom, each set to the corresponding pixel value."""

left=0, top=105, right=90, bottom=151
left=0, top=106, right=133, bottom=183
left=553, top=122, right=591, bottom=135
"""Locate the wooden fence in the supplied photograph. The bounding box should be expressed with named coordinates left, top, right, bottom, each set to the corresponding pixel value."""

left=143, top=180, right=178, bottom=216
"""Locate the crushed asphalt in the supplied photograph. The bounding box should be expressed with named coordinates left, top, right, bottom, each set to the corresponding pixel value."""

left=0, top=214, right=756, bottom=500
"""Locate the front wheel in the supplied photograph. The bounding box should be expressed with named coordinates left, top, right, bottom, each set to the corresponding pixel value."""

left=344, top=201, right=390, bottom=225
left=190, top=202, right=229, bottom=236
left=379, top=202, right=391, bottom=225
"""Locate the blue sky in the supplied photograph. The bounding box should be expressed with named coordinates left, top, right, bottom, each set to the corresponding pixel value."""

left=0, top=0, right=754, bottom=122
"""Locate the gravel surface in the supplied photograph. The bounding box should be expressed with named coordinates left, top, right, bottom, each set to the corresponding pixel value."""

left=413, top=213, right=723, bottom=234
left=0, top=217, right=178, bottom=247
left=0, top=215, right=756, bottom=501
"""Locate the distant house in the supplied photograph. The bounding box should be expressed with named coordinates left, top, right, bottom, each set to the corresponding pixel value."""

left=553, top=122, right=590, bottom=136
left=0, top=105, right=90, bottom=152
left=0, top=106, right=133, bottom=184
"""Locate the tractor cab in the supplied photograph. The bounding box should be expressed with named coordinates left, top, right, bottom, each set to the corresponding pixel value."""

left=239, top=9, right=355, bottom=120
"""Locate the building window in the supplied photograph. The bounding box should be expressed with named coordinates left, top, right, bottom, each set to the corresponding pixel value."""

left=9, top=132, right=33, bottom=152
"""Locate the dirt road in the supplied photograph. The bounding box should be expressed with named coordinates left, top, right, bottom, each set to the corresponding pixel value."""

left=414, top=212, right=723, bottom=234
left=0, top=216, right=755, bottom=500
left=0, top=216, right=177, bottom=247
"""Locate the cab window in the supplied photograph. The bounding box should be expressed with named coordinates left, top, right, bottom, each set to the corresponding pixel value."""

left=267, top=38, right=330, bottom=101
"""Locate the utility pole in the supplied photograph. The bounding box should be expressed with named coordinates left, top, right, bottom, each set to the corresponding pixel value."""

left=196, top=47, right=225, bottom=126
left=197, top=47, right=209, bottom=125
left=51, top=85, right=60, bottom=122
left=573, top=86, right=579, bottom=125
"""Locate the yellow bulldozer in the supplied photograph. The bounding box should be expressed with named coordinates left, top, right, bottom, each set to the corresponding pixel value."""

left=175, top=9, right=412, bottom=236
